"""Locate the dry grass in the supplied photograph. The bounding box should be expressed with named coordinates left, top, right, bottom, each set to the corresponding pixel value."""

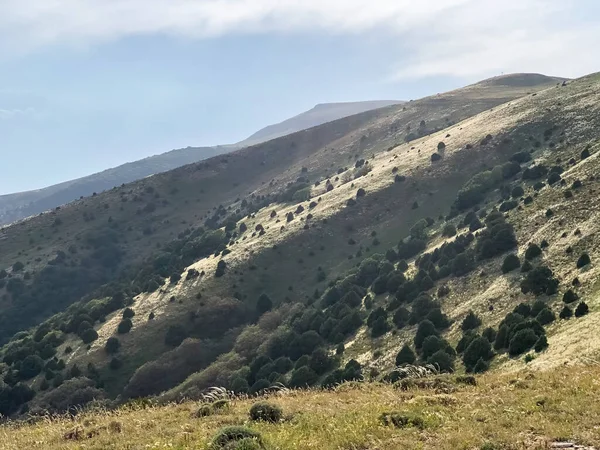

left=4, top=364, right=600, bottom=450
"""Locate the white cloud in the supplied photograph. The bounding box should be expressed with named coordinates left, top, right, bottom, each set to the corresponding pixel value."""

left=0, top=0, right=597, bottom=79
left=0, top=108, right=35, bottom=120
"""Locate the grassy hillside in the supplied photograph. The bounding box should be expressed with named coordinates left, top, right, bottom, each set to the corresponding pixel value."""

left=2, top=364, right=599, bottom=449
left=0, top=72, right=583, bottom=418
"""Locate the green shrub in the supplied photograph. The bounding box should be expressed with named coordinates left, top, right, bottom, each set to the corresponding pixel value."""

left=482, top=327, right=496, bottom=343
left=256, top=294, right=273, bottom=315
left=249, top=379, right=270, bottom=395
left=414, top=320, right=438, bottom=349
left=442, top=223, right=457, bottom=237
left=249, top=402, right=282, bottom=423
left=511, top=186, right=525, bottom=198
left=289, top=366, right=318, bottom=388
left=456, top=330, right=478, bottom=354
left=559, top=306, right=573, bottom=319
left=577, top=253, right=591, bottom=268
left=165, top=325, right=188, bottom=347
left=463, top=337, right=493, bottom=372
left=19, top=355, right=44, bottom=379
left=123, top=308, right=135, bottom=319
left=562, top=289, right=578, bottom=304
left=508, top=329, right=539, bottom=356
left=536, top=308, right=555, bottom=325
left=520, top=266, right=559, bottom=296
left=80, top=328, right=98, bottom=344
left=117, top=319, right=133, bottom=334
left=109, top=357, right=123, bottom=370
left=502, top=254, right=521, bottom=273
left=473, top=357, right=489, bottom=373
left=461, top=311, right=482, bottom=331
left=379, top=412, right=425, bottom=429
left=575, top=302, right=589, bottom=317
left=530, top=300, right=546, bottom=317
left=534, top=335, right=548, bottom=352
left=211, top=426, right=263, bottom=449
left=395, top=344, right=416, bottom=366
left=525, top=244, right=542, bottom=260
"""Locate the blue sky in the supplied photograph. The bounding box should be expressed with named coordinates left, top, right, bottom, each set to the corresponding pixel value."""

left=0, top=0, right=598, bottom=194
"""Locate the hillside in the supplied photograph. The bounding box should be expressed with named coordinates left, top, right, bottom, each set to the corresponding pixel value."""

left=237, top=100, right=403, bottom=147
left=2, top=364, right=599, bottom=449
left=0, top=72, right=587, bottom=419
left=0, top=100, right=402, bottom=227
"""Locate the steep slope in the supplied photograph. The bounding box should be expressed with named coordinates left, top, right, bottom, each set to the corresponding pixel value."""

left=0, top=101, right=401, bottom=227
left=0, top=73, right=574, bottom=415
left=238, top=100, right=403, bottom=147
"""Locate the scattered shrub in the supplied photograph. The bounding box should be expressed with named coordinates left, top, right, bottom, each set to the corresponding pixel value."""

left=525, top=244, right=542, bottom=260
left=463, top=337, right=493, bottom=372
left=562, top=289, right=578, bottom=304
left=379, top=412, right=425, bottom=430
left=575, top=302, right=589, bottom=317
left=427, top=350, right=455, bottom=373
left=395, top=344, right=416, bottom=366
left=211, top=426, right=263, bottom=449
left=559, top=305, right=573, bottom=319
left=508, top=329, right=539, bottom=356
left=501, top=254, right=521, bottom=273
left=461, top=311, right=482, bottom=331
left=577, top=253, right=591, bottom=268
left=249, top=402, right=282, bottom=423
left=117, top=319, right=133, bottom=334
left=442, top=223, right=457, bottom=237
left=534, top=335, right=548, bottom=352
left=536, top=308, right=555, bottom=325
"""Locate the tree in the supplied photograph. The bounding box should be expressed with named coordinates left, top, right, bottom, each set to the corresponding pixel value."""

left=461, top=311, right=482, bottom=331
left=525, top=244, right=542, bottom=261
left=520, top=266, right=559, bottom=296
left=256, top=294, right=273, bottom=315
left=428, top=350, right=454, bottom=373
left=536, top=308, right=555, bottom=325
left=19, top=355, right=44, bottom=380
left=81, top=328, right=98, bottom=344
left=426, top=308, right=451, bottom=330
left=502, top=254, right=521, bottom=273
left=577, top=253, right=591, bottom=268
left=562, top=289, right=578, bottom=304
left=215, top=260, right=227, bottom=277
left=575, top=302, right=589, bottom=317
left=164, top=325, right=188, bottom=347
left=534, top=335, right=548, bottom=352
left=559, top=305, right=573, bottom=319
left=511, top=186, right=525, bottom=198
left=395, top=344, right=416, bottom=366
left=105, top=337, right=120, bottom=354
left=452, top=252, right=474, bottom=277
left=123, top=308, right=135, bottom=319
left=117, top=319, right=133, bottom=334
left=289, top=366, right=318, bottom=388
left=442, top=223, right=457, bottom=237
left=463, top=337, right=493, bottom=372
left=414, top=320, right=438, bottom=349
left=508, top=329, right=538, bottom=356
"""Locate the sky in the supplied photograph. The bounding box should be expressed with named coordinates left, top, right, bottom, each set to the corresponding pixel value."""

left=0, top=0, right=598, bottom=194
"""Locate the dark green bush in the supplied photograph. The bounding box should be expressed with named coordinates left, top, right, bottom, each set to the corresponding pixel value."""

left=442, top=223, right=457, bottom=237
left=117, top=319, right=133, bottom=334
left=461, top=311, right=482, bottom=331
left=520, top=266, right=559, bottom=296
left=575, top=302, right=589, bottom=317
left=414, top=320, right=438, bottom=349
left=559, top=306, right=573, bottom=319
left=536, top=308, right=555, bottom=325
left=395, top=344, right=416, bottom=366
left=508, top=329, right=539, bottom=356
left=211, top=426, right=263, bottom=449
left=525, top=244, right=542, bottom=260
left=534, top=335, right=548, bottom=352
left=256, top=294, right=273, bottom=315
left=289, top=366, right=318, bottom=388
left=427, top=350, right=455, bottom=373
left=249, top=402, right=282, bottom=423
left=164, top=325, right=188, bottom=347
left=80, top=328, right=98, bottom=344
left=577, top=253, right=591, bottom=268
left=463, top=337, right=493, bottom=372
left=123, top=307, right=135, bottom=319
left=563, top=289, right=578, bottom=304
left=511, top=186, right=525, bottom=198
left=501, top=254, right=521, bottom=273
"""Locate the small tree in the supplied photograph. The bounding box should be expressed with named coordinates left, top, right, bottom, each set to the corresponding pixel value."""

left=501, top=254, right=521, bottom=273
left=105, top=337, right=120, bottom=354
left=536, top=308, right=555, bottom=325
left=525, top=244, right=542, bottom=261
left=575, top=302, right=589, bottom=317
left=562, top=289, right=578, bottom=304
left=117, top=319, right=133, bottom=334
left=442, top=223, right=457, bottom=237
left=395, top=344, right=416, bottom=365
left=577, top=253, right=591, bottom=268
left=534, top=335, right=548, bottom=352
left=256, top=294, right=273, bottom=315
left=461, top=311, right=482, bottom=331
left=508, top=329, right=539, bottom=356
left=81, top=328, right=98, bottom=344
left=463, top=337, right=493, bottom=372
left=428, top=350, right=454, bottom=373
left=165, top=325, right=188, bottom=347
left=414, top=320, right=438, bottom=349
left=559, top=305, right=573, bottom=319
left=122, top=308, right=135, bottom=319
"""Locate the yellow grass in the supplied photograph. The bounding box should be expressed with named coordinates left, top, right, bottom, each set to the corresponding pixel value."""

left=3, top=364, right=600, bottom=449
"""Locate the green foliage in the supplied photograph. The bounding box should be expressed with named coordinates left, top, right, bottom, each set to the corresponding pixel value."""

left=249, top=402, right=282, bottom=423
left=520, top=266, right=559, bottom=296
left=473, top=358, right=489, bottom=373
left=575, top=302, right=589, bottom=317
left=379, top=412, right=425, bottom=430
left=80, top=328, right=99, bottom=344
left=511, top=186, right=525, bottom=198
left=452, top=252, right=475, bottom=277
left=535, top=308, right=555, bottom=326
left=256, top=294, right=273, bottom=315
left=461, top=311, right=482, bottom=331
left=123, top=308, right=135, bottom=319
left=395, top=344, right=416, bottom=366
left=559, top=305, right=573, bottom=319
left=525, top=244, right=542, bottom=261
left=427, top=349, right=455, bottom=373
left=442, top=223, right=457, bottom=237
left=502, top=254, right=521, bottom=273
left=211, top=426, right=263, bottom=449
left=534, top=335, right=548, bottom=352
left=165, top=325, right=188, bottom=347
left=508, top=329, right=539, bottom=356
left=117, top=319, right=133, bottom=334
left=577, top=253, right=591, bottom=268
left=475, top=212, right=518, bottom=260
left=414, top=320, right=438, bottom=349
left=215, top=260, right=227, bottom=278
left=19, top=355, right=44, bottom=379
left=289, top=366, right=319, bottom=388
left=463, top=337, right=493, bottom=372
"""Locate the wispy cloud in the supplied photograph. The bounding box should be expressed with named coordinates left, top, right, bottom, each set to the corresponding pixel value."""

left=0, top=0, right=597, bottom=79
left=0, top=108, right=35, bottom=120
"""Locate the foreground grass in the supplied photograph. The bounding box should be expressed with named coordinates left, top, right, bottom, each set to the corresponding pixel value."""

left=2, top=365, right=600, bottom=450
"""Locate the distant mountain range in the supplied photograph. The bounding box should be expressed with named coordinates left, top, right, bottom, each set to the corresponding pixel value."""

left=0, top=100, right=401, bottom=225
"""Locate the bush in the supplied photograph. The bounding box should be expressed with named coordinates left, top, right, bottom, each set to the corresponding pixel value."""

left=395, top=344, right=416, bottom=366
left=289, top=366, right=318, bottom=388
left=511, top=186, right=525, bottom=198
left=463, top=337, right=493, bottom=372
left=164, top=325, right=188, bottom=347
left=575, top=302, right=589, bottom=317
left=577, top=253, right=591, bottom=268
left=211, top=426, right=263, bottom=449
left=431, top=153, right=442, bottom=162
left=392, top=307, right=410, bottom=329
left=249, top=402, right=282, bottom=423
left=559, top=306, right=573, bottom=319
left=442, top=223, right=457, bottom=237
left=473, top=358, right=489, bottom=373
left=414, top=320, right=438, bottom=349
left=525, top=244, right=542, bottom=260
left=501, top=254, right=521, bottom=273
left=452, top=252, right=474, bottom=277
left=356, top=188, right=366, bottom=198
left=508, top=329, right=539, bottom=356
left=249, top=379, right=270, bottom=395
left=80, top=328, right=98, bottom=344
left=379, top=412, right=425, bottom=430
left=123, top=307, right=135, bottom=319
left=256, top=294, right=273, bottom=315
left=562, top=289, right=578, bottom=304
left=482, top=327, right=496, bottom=343
left=461, top=311, right=482, bottom=331
left=520, top=266, right=559, bottom=296
left=536, top=308, right=555, bottom=325
left=19, top=355, right=44, bottom=379
left=547, top=172, right=562, bottom=185
left=117, top=319, right=133, bottom=334
left=427, top=350, right=454, bottom=373
left=534, top=335, right=548, bottom=352
left=215, top=260, right=227, bottom=278
left=109, top=357, right=123, bottom=370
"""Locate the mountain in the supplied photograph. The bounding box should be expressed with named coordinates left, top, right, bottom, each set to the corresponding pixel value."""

left=2, top=72, right=596, bottom=423
left=0, top=101, right=402, bottom=226
left=237, top=100, right=403, bottom=147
